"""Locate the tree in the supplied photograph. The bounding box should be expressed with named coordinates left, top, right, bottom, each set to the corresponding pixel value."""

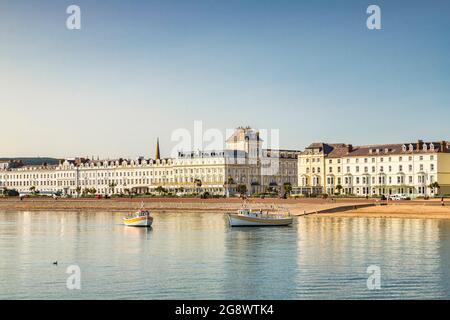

left=237, top=184, right=247, bottom=197
left=336, top=184, right=343, bottom=195
left=283, top=182, right=292, bottom=195
left=29, top=186, right=36, bottom=194
left=109, top=182, right=117, bottom=195
left=155, top=186, right=167, bottom=195
left=194, top=179, right=202, bottom=194
left=429, top=182, right=440, bottom=195
left=224, top=176, right=235, bottom=198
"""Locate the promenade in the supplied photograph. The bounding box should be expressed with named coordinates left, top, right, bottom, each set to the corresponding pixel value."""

left=1, top=197, right=449, bottom=219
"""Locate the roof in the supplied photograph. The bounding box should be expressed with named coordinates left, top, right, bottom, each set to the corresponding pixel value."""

left=303, top=141, right=450, bottom=158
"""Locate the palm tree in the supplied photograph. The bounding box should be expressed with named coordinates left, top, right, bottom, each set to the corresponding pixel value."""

left=225, top=176, right=235, bottom=198
left=283, top=182, right=292, bottom=196
left=155, top=186, right=166, bottom=195
left=237, top=184, right=247, bottom=197
left=108, top=182, right=117, bottom=195
left=194, top=179, right=202, bottom=194
left=75, top=186, right=81, bottom=198
left=428, top=182, right=440, bottom=195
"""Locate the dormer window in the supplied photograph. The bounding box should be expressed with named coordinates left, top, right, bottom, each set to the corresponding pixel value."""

left=402, top=145, right=407, bottom=152
left=423, top=144, right=428, bottom=151
left=385, top=148, right=389, bottom=153
left=409, top=144, right=414, bottom=151
left=430, top=143, right=434, bottom=151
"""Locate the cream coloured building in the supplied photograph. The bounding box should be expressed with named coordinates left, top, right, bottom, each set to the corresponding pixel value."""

left=295, top=140, right=450, bottom=197
left=0, top=127, right=300, bottom=197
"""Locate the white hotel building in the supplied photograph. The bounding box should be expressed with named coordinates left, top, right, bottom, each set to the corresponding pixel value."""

left=295, top=140, right=450, bottom=197
left=0, top=127, right=299, bottom=196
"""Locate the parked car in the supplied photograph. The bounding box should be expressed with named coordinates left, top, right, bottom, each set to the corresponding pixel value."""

left=389, top=194, right=408, bottom=200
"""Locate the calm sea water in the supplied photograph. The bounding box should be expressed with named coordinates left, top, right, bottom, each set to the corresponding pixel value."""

left=1, top=210, right=450, bottom=300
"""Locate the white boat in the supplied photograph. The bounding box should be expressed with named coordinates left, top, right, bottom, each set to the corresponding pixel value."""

left=228, top=209, right=293, bottom=227
left=123, top=205, right=153, bottom=227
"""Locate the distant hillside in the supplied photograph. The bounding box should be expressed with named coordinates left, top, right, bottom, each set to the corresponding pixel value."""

left=0, top=158, right=60, bottom=166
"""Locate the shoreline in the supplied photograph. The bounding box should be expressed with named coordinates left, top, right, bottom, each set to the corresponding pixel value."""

left=0, top=197, right=449, bottom=219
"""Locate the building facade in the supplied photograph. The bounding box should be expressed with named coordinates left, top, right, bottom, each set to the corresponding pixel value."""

left=0, top=128, right=300, bottom=197
left=295, top=140, right=450, bottom=197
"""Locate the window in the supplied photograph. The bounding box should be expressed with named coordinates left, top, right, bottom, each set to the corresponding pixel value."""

left=431, top=164, right=434, bottom=171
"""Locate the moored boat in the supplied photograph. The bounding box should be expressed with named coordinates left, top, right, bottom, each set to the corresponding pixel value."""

left=228, top=209, right=293, bottom=227
left=123, top=204, right=153, bottom=227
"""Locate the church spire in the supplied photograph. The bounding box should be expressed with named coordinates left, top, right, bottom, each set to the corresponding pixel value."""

left=155, top=138, right=161, bottom=160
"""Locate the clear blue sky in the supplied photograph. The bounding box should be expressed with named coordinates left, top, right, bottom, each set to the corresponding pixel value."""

left=1, top=0, right=449, bottom=158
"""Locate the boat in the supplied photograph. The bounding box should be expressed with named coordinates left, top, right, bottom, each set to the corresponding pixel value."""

left=227, top=209, right=293, bottom=227
left=123, top=204, right=153, bottom=227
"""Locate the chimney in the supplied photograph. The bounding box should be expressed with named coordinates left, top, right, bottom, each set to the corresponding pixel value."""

left=417, top=140, right=423, bottom=150
left=347, top=144, right=353, bottom=153
left=442, top=141, right=448, bottom=153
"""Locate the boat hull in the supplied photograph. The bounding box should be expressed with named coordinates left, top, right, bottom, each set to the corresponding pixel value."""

left=123, top=216, right=153, bottom=227
left=228, top=214, right=293, bottom=227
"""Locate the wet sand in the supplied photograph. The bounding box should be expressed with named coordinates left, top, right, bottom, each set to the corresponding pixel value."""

left=318, top=204, right=450, bottom=219
left=0, top=197, right=371, bottom=215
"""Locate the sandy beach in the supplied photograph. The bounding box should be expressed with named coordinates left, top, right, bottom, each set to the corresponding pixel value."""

left=319, top=203, right=450, bottom=219
left=0, top=197, right=449, bottom=219
left=0, top=197, right=373, bottom=215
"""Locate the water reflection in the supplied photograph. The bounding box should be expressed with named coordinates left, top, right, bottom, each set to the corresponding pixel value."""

left=0, top=211, right=450, bottom=299
left=296, top=217, right=444, bottom=299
